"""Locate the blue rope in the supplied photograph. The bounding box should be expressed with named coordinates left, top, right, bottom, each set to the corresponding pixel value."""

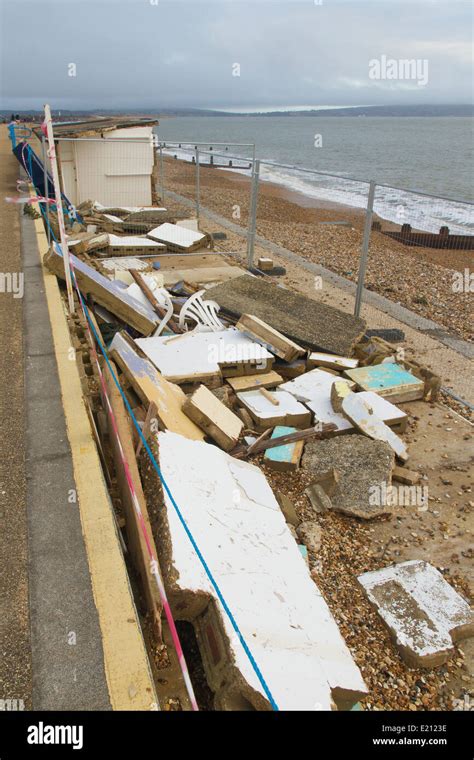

left=51, top=242, right=279, bottom=711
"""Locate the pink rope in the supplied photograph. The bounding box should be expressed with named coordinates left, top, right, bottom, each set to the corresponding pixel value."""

left=70, top=260, right=199, bottom=712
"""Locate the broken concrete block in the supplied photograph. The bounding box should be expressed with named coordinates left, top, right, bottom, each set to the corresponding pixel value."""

left=305, top=483, right=333, bottom=515
left=263, top=426, right=304, bottom=472
left=302, top=435, right=395, bottom=520
left=275, top=492, right=300, bottom=527
left=150, top=431, right=367, bottom=710
left=183, top=384, right=243, bottom=451
left=237, top=390, right=312, bottom=432
left=311, top=468, right=340, bottom=497
left=296, top=521, right=322, bottom=555
left=358, top=561, right=474, bottom=668
left=204, top=275, right=367, bottom=355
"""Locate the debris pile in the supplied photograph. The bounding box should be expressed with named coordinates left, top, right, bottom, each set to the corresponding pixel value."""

left=42, top=195, right=472, bottom=712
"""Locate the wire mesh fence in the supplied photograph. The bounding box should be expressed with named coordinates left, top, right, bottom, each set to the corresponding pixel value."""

left=30, top=129, right=472, bottom=401
left=151, top=141, right=473, bottom=402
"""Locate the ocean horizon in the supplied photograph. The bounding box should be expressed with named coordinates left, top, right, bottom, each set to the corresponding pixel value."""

left=157, top=115, right=473, bottom=234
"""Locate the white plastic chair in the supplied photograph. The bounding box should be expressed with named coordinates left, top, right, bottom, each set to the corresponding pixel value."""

left=178, top=289, right=224, bottom=332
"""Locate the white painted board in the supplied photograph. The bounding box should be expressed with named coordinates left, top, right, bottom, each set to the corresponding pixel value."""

left=237, top=390, right=310, bottom=421
left=158, top=431, right=367, bottom=710
left=136, top=327, right=273, bottom=382
left=147, top=222, right=205, bottom=249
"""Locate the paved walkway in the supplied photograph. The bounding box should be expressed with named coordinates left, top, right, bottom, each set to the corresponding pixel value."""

left=0, top=128, right=31, bottom=709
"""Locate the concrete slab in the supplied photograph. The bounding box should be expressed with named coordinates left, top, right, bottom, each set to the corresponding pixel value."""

left=302, top=435, right=395, bottom=520
left=152, top=431, right=367, bottom=710
left=358, top=560, right=474, bottom=668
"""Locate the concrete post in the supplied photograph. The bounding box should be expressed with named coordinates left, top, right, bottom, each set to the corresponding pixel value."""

left=246, top=159, right=261, bottom=269
left=354, top=180, right=376, bottom=318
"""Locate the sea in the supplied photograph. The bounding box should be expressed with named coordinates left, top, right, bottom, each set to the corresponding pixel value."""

left=156, top=116, right=473, bottom=234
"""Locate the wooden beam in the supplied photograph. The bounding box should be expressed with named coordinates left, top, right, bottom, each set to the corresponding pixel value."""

left=236, top=313, right=305, bottom=362
left=44, top=245, right=159, bottom=335
left=109, top=332, right=205, bottom=441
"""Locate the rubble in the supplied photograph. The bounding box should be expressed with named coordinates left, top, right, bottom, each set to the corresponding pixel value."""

left=35, top=160, right=472, bottom=712
left=302, top=436, right=395, bottom=519
left=147, top=430, right=368, bottom=710
left=359, top=561, right=474, bottom=668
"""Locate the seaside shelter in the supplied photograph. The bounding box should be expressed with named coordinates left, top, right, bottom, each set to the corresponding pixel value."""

left=33, top=117, right=159, bottom=208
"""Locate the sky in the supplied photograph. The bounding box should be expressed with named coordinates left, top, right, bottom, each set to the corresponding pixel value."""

left=0, top=0, right=472, bottom=111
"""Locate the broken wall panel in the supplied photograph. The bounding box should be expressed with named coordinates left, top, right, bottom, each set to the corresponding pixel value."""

left=149, top=431, right=367, bottom=710
left=45, top=244, right=160, bottom=335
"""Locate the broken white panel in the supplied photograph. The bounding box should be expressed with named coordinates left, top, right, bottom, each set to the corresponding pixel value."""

left=102, top=214, right=124, bottom=223
left=158, top=431, right=367, bottom=709
left=281, top=368, right=350, bottom=403
left=108, top=234, right=165, bottom=249
left=136, top=327, right=273, bottom=383
left=93, top=202, right=167, bottom=214
left=306, top=391, right=407, bottom=433
left=147, top=222, right=206, bottom=249
left=359, top=561, right=474, bottom=667
left=125, top=275, right=167, bottom=308
left=308, top=352, right=359, bottom=371
left=237, top=390, right=310, bottom=424
left=101, top=257, right=151, bottom=272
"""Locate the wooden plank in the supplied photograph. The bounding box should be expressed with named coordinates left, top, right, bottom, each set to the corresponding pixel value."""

left=307, top=352, right=359, bottom=371
left=344, top=363, right=424, bottom=403
left=232, top=423, right=337, bottom=459
left=109, top=332, right=205, bottom=441
left=44, top=244, right=159, bottom=335
left=264, top=426, right=304, bottom=472
left=102, top=360, right=163, bottom=636
left=236, top=313, right=305, bottom=362
left=226, top=370, right=283, bottom=393
left=161, top=266, right=245, bottom=286
left=183, top=384, right=243, bottom=451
